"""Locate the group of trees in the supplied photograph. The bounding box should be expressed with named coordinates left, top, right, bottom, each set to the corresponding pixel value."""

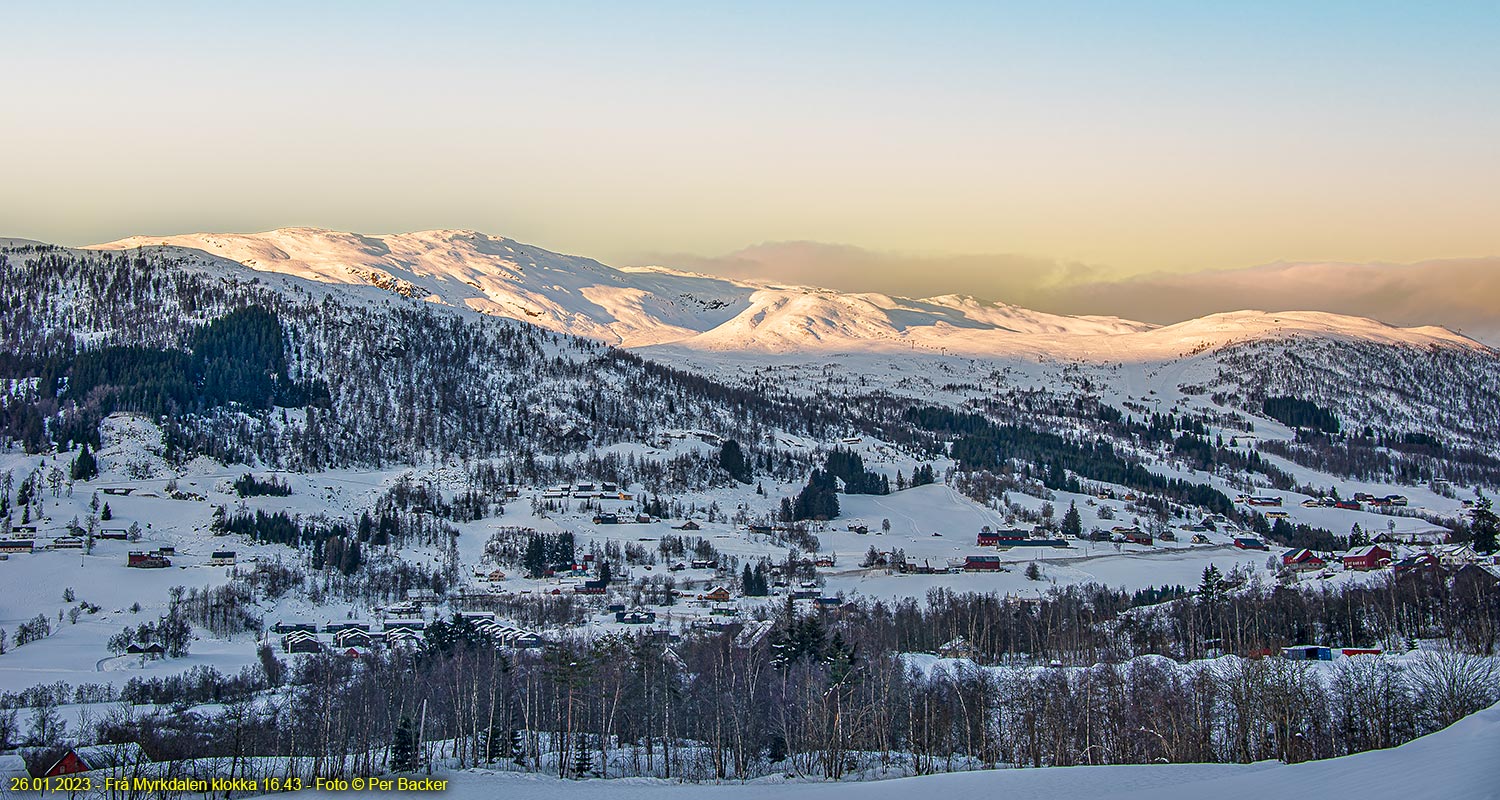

left=906, top=405, right=1235, bottom=516
left=789, top=469, right=840, bottom=521
left=233, top=473, right=292, bottom=497
left=23, top=575, right=1494, bottom=785
left=521, top=531, right=577, bottom=577
left=216, top=510, right=365, bottom=576
left=740, top=560, right=771, bottom=596
left=1262, top=396, right=1341, bottom=433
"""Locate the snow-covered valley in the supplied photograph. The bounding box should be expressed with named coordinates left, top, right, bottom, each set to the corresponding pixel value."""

left=1, top=231, right=1497, bottom=795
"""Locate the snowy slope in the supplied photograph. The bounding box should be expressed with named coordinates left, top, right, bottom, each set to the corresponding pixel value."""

left=88, top=228, right=1485, bottom=357
left=263, top=702, right=1500, bottom=800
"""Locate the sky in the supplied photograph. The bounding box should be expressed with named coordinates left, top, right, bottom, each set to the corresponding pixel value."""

left=2, top=1, right=1498, bottom=333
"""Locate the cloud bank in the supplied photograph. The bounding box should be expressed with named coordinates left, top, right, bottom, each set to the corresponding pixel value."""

left=641, top=244, right=1500, bottom=345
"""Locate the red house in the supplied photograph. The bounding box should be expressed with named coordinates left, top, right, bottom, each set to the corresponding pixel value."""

left=964, top=555, right=1003, bottom=571
left=1281, top=549, right=1326, bottom=572
left=1342, top=545, right=1394, bottom=571
left=977, top=530, right=1028, bottom=547
left=43, top=743, right=149, bottom=776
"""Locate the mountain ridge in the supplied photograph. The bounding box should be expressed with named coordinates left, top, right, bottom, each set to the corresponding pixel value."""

left=88, top=227, right=1490, bottom=357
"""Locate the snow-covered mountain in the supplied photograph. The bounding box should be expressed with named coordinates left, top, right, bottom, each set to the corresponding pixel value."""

left=91, top=228, right=1485, bottom=358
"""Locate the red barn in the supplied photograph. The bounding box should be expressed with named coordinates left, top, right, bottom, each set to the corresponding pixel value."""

left=1342, top=545, right=1394, bottom=571
left=964, top=555, right=1003, bottom=571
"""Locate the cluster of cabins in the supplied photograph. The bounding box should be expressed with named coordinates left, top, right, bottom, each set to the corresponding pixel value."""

left=275, top=614, right=542, bottom=656
left=541, top=482, right=634, bottom=501
left=1277, top=542, right=1498, bottom=586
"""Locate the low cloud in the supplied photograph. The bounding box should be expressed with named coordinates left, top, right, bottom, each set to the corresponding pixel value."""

left=637, top=241, right=1101, bottom=304
left=637, top=244, right=1500, bottom=345
left=1041, top=258, right=1500, bottom=344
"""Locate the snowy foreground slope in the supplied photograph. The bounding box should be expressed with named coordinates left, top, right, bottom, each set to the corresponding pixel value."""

left=272, top=702, right=1500, bottom=800
left=89, top=228, right=1483, bottom=357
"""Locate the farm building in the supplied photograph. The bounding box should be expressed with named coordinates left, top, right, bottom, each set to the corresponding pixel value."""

left=963, top=555, right=1004, bottom=571
left=977, top=529, right=1030, bottom=546
left=1281, top=549, right=1326, bottom=572
left=1342, top=545, right=1394, bottom=571
left=41, top=743, right=150, bottom=776
left=1234, top=537, right=1269, bottom=551
left=126, top=551, right=171, bottom=569
left=0, top=540, right=35, bottom=554
left=208, top=550, right=237, bottom=565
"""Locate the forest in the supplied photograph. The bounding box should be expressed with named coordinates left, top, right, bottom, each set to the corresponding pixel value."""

left=3, top=571, right=1494, bottom=784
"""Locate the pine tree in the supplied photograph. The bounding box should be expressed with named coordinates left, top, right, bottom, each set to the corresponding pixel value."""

left=571, top=733, right=592, bottom=778
left=1061, top=501, right=1083, bottom=538
left=719, top=439, right=752, bottom=484
left=1198, top=564, right=1225, bottom=603
left=1471, top=495, right=1498, bottom=554
left=100, top=502, right=112, bottom=521
left=481, top=722, right=508, bottom=763
left=510, top=728, right=525, bottom=766
left=392, top=715, right=420, bottom=772
left=70, top=443, right=98, bottom=481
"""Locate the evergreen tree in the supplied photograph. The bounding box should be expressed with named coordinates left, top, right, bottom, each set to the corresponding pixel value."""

left=100, top=502, right=112, bottom=521
left=1061, top=501, right=1083, bottom=538
left=1471, top=495, right=1498, bottom=554
left=571, top=733, right=592, bottom=778
left=1198, top=564, right=1226, bottom=603
left=718, top=439, right=752, bottom=484
left=510, top=728, right=526, bottom=766
left=391, top=715, right=420, bottom=772
left=70, top=443, right=98, bottom=481
left=523, top=534, right=548, bottom=577
left=481, top=722, right=508, bottom=763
